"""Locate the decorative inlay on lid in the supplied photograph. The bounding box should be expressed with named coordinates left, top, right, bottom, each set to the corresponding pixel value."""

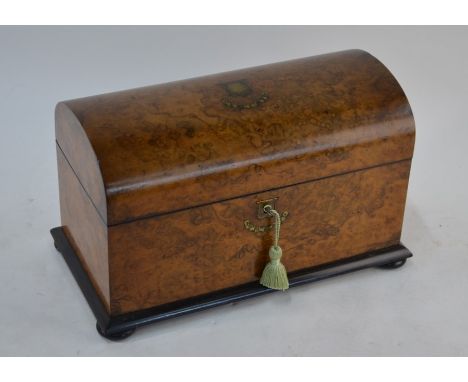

left=220, top=79, right=269, bottom=110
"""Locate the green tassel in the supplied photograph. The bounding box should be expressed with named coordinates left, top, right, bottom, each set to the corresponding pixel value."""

left=259, top=205, right=289, bottom=291
left=260, top=245, right=289, bottom=291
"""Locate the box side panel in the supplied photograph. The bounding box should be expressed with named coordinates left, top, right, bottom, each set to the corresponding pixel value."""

left=55, top=103, right=107, bottom=223
left=109, top=160, right=411, bottom=315
left=57, top=145, right=110, bottom=311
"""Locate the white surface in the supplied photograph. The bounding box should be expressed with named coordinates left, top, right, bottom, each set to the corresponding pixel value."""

left=0, top=26, right=467, bottom=356
left=3, top=0, right=468, bottom=25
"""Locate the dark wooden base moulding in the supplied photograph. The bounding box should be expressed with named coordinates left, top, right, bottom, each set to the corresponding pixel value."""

left=50, top=226, right=412, bottom=340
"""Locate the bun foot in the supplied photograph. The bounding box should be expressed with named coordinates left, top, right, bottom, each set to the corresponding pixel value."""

left=96, top=322, right=136, bottom=340
left=378, top=259, right=407, bottom=270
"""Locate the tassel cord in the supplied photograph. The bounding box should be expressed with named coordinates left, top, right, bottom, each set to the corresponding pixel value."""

left=265, top=205, right=281, bottom=248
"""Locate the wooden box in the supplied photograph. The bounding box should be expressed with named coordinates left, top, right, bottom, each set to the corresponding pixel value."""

left=51, top=49, right=415, bottom=339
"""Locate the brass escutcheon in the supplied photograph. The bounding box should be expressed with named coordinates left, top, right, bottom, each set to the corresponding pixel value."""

left=244, top=198, right=289, bottom=234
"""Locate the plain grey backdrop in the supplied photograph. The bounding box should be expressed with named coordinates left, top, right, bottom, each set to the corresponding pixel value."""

left=0, top=26, right=467, bottom=356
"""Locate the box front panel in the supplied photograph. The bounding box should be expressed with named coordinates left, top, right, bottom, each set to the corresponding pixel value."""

left=109, top=160, right=411, bottom=315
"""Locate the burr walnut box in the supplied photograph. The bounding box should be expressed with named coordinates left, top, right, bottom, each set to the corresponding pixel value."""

left=51, top=49, right=415, bottom=339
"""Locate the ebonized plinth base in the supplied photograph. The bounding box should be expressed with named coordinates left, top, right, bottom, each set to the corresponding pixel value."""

left=50, top=226, right=412, bottom=340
